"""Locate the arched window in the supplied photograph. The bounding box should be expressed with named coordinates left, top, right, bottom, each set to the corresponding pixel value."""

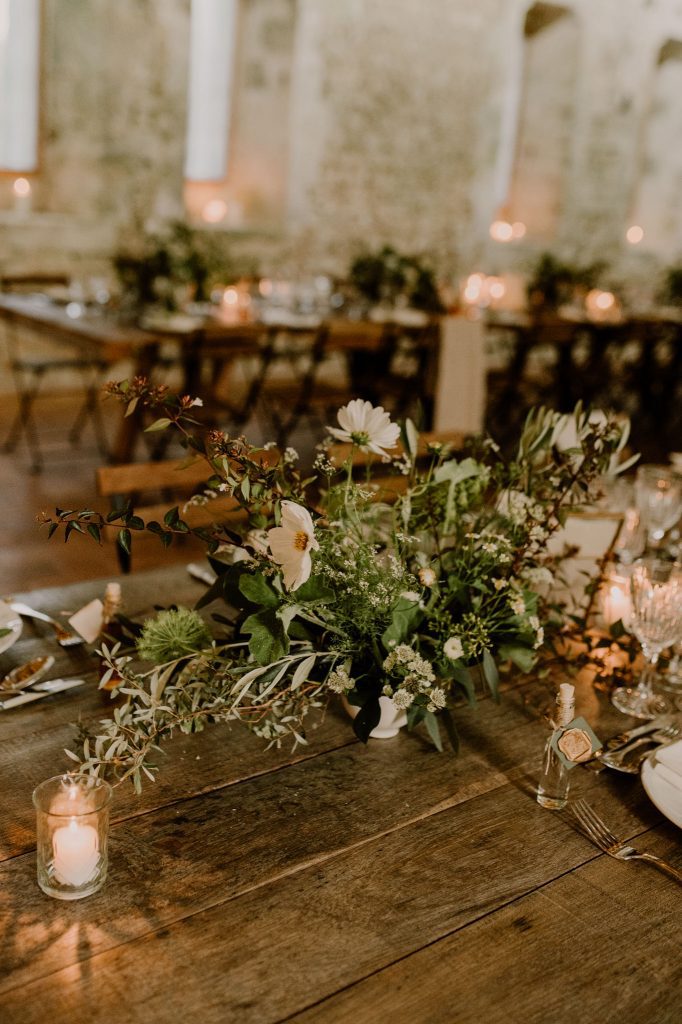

left=502, top=2, right=579, bottom=240
left=0, top=0, right=40, bottom=172
left=629, top=40, right=682, bottom=256
left=184, top=0, right=296, bottom=229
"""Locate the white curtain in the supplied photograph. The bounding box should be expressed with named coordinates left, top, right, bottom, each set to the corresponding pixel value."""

left=184, top=0, right=238, bottom=181
left=0, top=0, right=40, bottom=171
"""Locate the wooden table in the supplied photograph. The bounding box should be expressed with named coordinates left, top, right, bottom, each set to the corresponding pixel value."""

left=1, top=573, right=681, bottom=1023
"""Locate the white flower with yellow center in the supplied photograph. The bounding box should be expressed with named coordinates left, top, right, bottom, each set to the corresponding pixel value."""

left=327, top=399, right=400, bottom=457
left=267, top=501, right=319, bottom=591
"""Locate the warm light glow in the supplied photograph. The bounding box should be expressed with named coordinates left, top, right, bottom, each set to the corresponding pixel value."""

left=222, top=287, right=239, bottom=306
left=259, top=278, right=273, bottom=298
left=65, top=302, right=83, bottom=319
left=595, top=290, right=615, bottom=310
left=463, top=273, right=485, bottom=303
left=12, top=176, right=31, bottom=197
left=488, top=279, right=506, bottom=300
left=489, top=220, right=514, bottom=242
left=511, top=221, right=526, bottom=239
left=202, top=198, right=228, bottom=223
left=626, top=225, right=644, bottom=245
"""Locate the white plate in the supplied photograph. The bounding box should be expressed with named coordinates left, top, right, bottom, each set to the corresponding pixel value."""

left=0, top=600, right=22, bottom=655
left=641, top=746, right=682, bottom=829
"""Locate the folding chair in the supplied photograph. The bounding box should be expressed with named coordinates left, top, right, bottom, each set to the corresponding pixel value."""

left=1, top=274, right=110, bottom=472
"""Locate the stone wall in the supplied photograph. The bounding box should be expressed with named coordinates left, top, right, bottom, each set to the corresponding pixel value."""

left=2, top=0, right=682, bottom=296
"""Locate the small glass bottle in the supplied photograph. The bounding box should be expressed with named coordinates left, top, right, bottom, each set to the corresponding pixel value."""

left=537, top=682, right=575, bottom=809
left=99, top=582, right=124, bottom=695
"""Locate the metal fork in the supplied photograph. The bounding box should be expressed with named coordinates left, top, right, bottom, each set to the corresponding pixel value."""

left=9, top=602, right=84, bottom=647
left=571, top=798, right=682, bottom=884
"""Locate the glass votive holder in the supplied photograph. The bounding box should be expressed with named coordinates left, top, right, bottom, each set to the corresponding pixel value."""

left=32, top=774, right=112, bottom=900
left=599, top=565, right=633, bottom=631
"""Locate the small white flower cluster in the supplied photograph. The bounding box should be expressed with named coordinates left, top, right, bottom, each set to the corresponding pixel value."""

left=327, top=666, right=354, bottom=694
left=509, top=593, right=526, bottom=617
left=383, top=644, right=445, bottom=712
left=313, top=452, right=336, bottom=475
left=283, top=447, right=299, bottom=464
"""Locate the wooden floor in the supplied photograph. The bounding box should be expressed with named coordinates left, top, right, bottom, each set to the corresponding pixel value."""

left=0, top=391, right=208, bottom=593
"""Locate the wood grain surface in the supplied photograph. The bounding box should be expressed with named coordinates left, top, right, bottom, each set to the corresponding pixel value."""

left=1, top=567, right=680, bottom=1024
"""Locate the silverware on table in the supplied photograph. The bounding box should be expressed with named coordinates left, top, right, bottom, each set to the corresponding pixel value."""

left=0, top=654, right=55, bottom=695
left=0, top=677, right=86, bottom=710
left=571, top=798, right=682, bottom=884
left=597, top=724, right=680, bottom=774
left=582, top=716, right=676, bottom=773
left=9, top=602, right=85, bottom=647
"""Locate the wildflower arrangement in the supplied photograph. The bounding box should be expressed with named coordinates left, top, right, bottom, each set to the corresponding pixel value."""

left=44, top=382, right=631, bottom=791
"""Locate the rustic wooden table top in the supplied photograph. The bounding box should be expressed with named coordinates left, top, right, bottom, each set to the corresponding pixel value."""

left=1, top=566, right=680, bottom=1024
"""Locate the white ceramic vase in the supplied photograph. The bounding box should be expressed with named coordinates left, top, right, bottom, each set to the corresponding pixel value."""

left=343, top=695, right=407, bottom=739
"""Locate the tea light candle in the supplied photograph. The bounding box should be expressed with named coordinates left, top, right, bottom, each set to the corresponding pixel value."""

left=601, top=572, right=632, bottom=628
left=12, top=177, right=32, bottom=214
left=52, top=819, right=99, bottom=887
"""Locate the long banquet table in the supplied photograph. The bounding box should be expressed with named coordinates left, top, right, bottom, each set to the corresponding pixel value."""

left=1, top=565, right=680, bottom=1023
left=0, top=294, right=487, bottom=465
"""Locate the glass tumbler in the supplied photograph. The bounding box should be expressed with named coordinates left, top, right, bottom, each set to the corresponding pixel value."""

left=635, top=465, right=682, bottom=548
left=33, top=774, right=112, bottom=900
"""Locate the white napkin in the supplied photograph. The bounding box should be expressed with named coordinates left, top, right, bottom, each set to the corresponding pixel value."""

left=68, top=598, right=103, bottom=644
left=655, top=740, right=682, bottom=790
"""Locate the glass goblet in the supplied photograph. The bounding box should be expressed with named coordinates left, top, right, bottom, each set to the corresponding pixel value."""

left=635, top=465, right=682, bottom=549
left=611, top=558, right=682, bottom=719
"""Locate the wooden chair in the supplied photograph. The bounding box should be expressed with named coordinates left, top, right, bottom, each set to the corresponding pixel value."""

left=1, top=273, right=110, bottom=472
left=257, top=320, right=366, bottom=449
left=96, top=458, right=248, bottom=572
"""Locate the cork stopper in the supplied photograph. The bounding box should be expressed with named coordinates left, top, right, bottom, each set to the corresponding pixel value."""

left=102, top=582, right=122, bottom=623
left=556, top=682, right=575, bottom=727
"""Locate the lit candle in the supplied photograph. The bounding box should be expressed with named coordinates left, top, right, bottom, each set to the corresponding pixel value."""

left=12, top=177, right=32, bottom=215
left=52, top=818, right=99, bottom=887
left=601, top=573, right=632, bottom=628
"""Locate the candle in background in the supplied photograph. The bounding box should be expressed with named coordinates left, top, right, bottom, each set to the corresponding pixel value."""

left=12, top=177, right=32, bottom=214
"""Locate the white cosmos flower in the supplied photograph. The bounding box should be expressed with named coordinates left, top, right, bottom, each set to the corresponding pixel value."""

left=327, top=399, right=400, bottom=457
left=267, top=501, right=319, bottom=591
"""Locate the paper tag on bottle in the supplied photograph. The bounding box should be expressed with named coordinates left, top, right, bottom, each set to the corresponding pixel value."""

left=68, top=599, right=103, bottom=644
left=550, top=716, right=602, bottom=770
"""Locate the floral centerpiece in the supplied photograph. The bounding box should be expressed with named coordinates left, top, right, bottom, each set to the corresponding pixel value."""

left=45, top=384, right=629, bottom=791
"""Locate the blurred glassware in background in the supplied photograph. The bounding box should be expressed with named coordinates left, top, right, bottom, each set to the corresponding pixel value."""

left=611, top=557, right=682, bottom=719
left=635, top=464, right=682, bottom=549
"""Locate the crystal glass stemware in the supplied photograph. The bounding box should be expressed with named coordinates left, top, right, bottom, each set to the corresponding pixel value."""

left=611, top=558, right=682, bottom=719
left=635, top=465, right=682, bottom=548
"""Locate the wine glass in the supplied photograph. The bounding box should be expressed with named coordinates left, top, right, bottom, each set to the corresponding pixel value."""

left=635, top=465, right=682, bottom=548
left=611, top=558, right=682, bottom=719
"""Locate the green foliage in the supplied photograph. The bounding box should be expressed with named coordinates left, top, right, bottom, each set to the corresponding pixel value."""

left=40, top=382, right=631, bottom=789
left=349, top=245, right=444, bottom=313
left=526, top=252, right=607, bottom=311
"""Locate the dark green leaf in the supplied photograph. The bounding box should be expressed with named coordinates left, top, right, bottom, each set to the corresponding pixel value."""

left=241, top=609, right=289, bottom=665
left=117, top=529, right=131, bottom=554
left=423, top=710, right=443, bottom=752
left=352, top=698, right=381, bottom=743
left=239, top=572, right=280, bottom=609
left=482, top=648, right=500, bottom=701
left=86, top=524, right=101, bottom=543
left=293, top=576, right=335, bottom=604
